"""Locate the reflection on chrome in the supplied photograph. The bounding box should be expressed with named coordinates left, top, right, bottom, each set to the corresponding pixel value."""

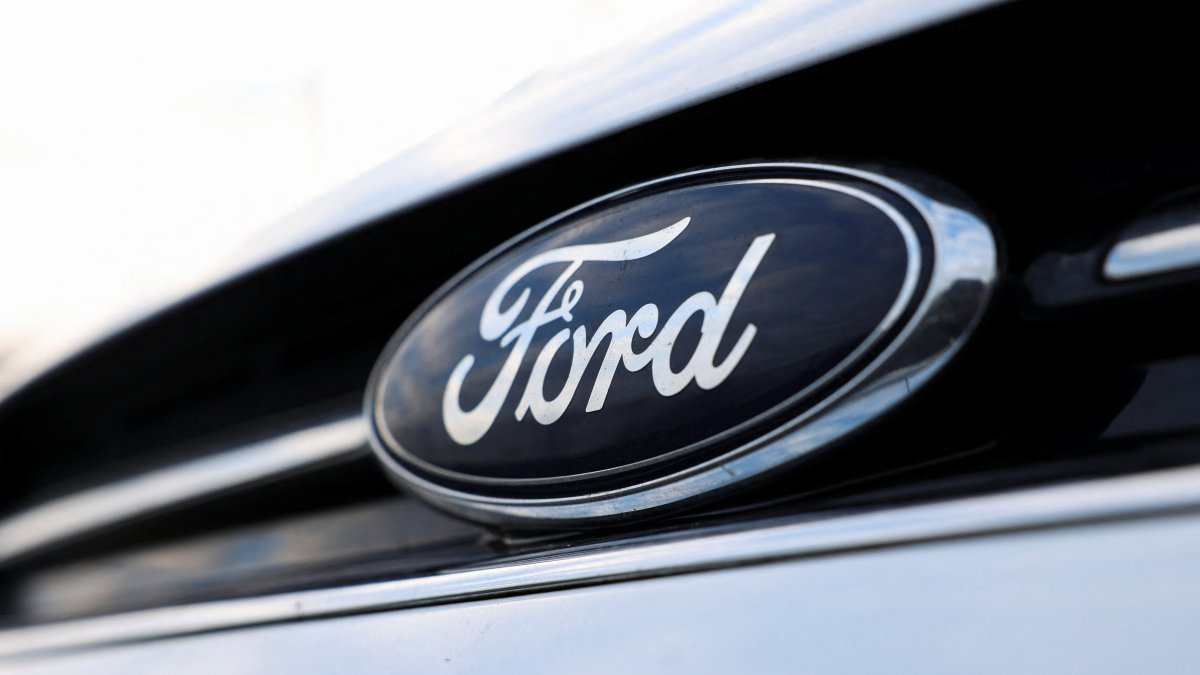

left=4, top=462, right=1200, bottom=659
left=1105, top=222, right=1200, bottom=280
left=0, top=418, right=367, bottom=566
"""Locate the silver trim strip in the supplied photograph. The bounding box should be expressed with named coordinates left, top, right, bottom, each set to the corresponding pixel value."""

left=0, top=418, right=367, bottom=566
left=5, top=463, right=1200, bottom=659
left=1104, top=222, right=1200, bottom=280
left=0, top=0, right=1004, bottom=410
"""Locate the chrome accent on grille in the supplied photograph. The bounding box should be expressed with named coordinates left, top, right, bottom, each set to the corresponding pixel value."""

left=1105, top=222, right=1200, bottom=280
left=4, top=462, right=1200, bottom=658
left=0, top=418, right=367, bottom=566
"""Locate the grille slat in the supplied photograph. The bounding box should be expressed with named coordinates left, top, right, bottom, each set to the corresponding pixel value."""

left=0, top=418, right=367, bottom=567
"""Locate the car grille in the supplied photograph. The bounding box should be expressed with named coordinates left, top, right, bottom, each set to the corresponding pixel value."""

left=4, top=0, right=1200, bottom=630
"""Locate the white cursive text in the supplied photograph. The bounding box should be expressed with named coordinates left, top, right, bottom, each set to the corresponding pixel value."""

left=442, top=217, right=774, bottom=445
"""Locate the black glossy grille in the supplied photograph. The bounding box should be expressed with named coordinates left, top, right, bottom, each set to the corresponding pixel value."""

left=5, top=0, right=1200, bottom=626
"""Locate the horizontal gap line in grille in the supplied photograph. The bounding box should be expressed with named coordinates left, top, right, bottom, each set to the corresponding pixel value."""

left=0, top=417, right=368, bottom=566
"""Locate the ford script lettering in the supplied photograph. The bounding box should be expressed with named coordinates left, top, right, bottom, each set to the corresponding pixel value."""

left=443, top=217, right=775, bottom=445
left=366, top=164, right=996, bottom=526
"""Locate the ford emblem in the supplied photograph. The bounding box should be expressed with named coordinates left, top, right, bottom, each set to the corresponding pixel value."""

left=366, top=163, right=996, bottom=526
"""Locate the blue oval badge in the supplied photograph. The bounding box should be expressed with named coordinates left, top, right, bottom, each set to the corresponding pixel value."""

left=366, top=164, right=996, bottom=526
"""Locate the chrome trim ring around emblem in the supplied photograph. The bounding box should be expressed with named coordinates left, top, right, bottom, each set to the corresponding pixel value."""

left=365, top=163, right=998, bottom=526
